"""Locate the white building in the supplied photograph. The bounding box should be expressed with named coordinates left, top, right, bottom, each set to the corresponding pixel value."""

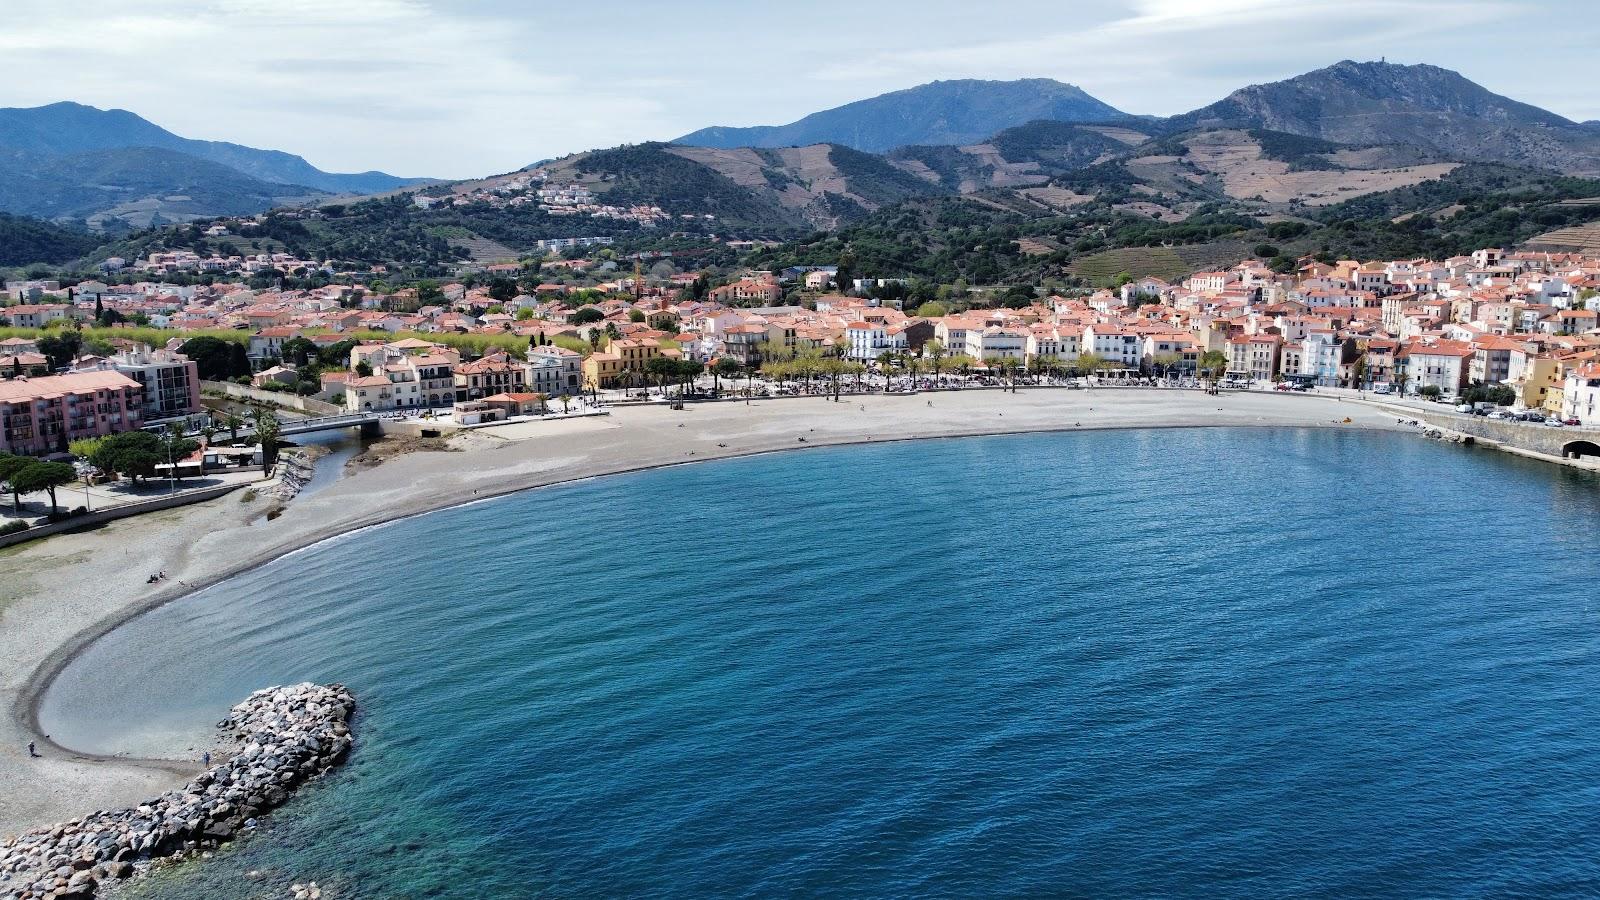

left=845, top=320, right=907, bottom=361
left=525, top=345, right=582, bottom=396
left=1563, top=364, right=1600, bottom=426
left=968, top=326, right=1026, bottom=362
left=1082, top=324, right=1142, bottom=368
left=1401, top=343, right=1472, bottom=398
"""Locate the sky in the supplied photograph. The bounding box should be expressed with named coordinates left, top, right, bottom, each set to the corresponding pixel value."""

left=2, top=0, right=1597, bottom=180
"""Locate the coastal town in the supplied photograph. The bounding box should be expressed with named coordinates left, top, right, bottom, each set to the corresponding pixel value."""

left=2, top=239, right=1598, bottom=542
left=6, top=246, right=1600, bottom=446
left=8, top=6, right=1600, bottom=894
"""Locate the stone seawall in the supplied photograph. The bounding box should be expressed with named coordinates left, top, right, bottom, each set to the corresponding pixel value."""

left=1368, top=402, right=1600, bottom=463
left=0, top=683, right=355, bottom=900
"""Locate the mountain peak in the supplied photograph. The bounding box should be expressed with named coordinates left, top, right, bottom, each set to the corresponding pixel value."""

left=1159, top=59, right=1600, bottom=175
left=673, top=78, right=1127, bottom=153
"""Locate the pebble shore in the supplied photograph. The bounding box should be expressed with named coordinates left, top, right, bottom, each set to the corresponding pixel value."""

left=1, top=684, right=354, bottom=900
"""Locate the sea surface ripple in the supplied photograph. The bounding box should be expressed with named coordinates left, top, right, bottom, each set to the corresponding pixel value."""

left=38, top=428, right=1600, bottom=898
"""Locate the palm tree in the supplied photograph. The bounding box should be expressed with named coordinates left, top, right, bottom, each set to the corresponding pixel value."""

left=925, top=339, right=945, bottom=383
left=223, top=412, right=243, bottom=444
left=876, top=351, right=895, bottom=391
left=1197, top=350, right=1228, bottom=390
left=250, top=405, right=280, bottom=472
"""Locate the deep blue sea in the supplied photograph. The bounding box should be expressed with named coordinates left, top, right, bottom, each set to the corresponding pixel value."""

left=38, top=428, right=1600, bottom=898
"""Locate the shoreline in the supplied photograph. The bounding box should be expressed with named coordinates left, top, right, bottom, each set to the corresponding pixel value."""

left=2, top=389, right=1404, bottom=837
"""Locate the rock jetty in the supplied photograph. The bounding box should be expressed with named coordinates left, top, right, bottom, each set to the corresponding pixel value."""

left=1, top=683, right=355, bottom=900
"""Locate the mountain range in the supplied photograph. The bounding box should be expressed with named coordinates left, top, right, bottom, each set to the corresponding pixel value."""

left=1166, top=60, right=1600, bottom=175
left=454, top=61, right=1599, bottom=235
left=674, top=79, right=1130, bottom=153
left=9, top=60, right=1600, bottom=273
left=0, top=102, right=431, bottom=228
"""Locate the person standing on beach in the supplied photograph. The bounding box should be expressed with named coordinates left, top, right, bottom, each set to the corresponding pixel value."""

left=27, top=741, right=38, bottom=758
left=203, top=751, right=211, bottom=766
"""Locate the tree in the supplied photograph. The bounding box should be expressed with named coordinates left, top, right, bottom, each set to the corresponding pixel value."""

left=355, top=361, right=373, bottom=378
left=90, top=431, right=165, bottom=485
left=1075, top=352, right=1103, bottom=376
left=924, top=339, right=945, bottom=379
left=37, top=331, right=83, bottom=369
left=0, top=453, right=31, bottom=510
left=1254, top=244, right=1280, bottom=259
left=280, top=336, right=318, bottom=368
left=10, top=461, right=77, bottom=516
left=487, top=278, right=518, bottom=302
left=68, top=437, right=105, bottom=461
left=161, top=426, right=201, bottom=482
left=712, top=357, right=742, bottom=393
left=1198, top=350, right=1228, bottom=383
left=644, top=356, right=678, bottom=393
left=180, top=337, right=241, bottom=381
left=674, top=358, right=704, bottom=396
left=251, top=405, right=281, bottom=471
left=229, top=342, right=252, bottom=377
left=571, top=307, right=605, bottom=326
left=834, top=251, right=856, bottom=297
left=318, top=339, right=358, bottom=369
left=222, top=412, right=244, bottom=444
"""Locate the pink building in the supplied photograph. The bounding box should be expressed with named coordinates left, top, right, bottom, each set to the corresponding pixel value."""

left=0, top=371, right=144, bottom=456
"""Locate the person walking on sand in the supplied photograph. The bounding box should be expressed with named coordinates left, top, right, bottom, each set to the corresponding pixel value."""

left=203, top=751, right=211, bottom=766
left=27, top=741, right=38, bottom=758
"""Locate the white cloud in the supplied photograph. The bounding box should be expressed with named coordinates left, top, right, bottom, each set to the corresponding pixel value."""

left=810, top=0, right=1517, bottom=112
left=0, top=0, right=1590, bottom=179
left=0, top=0, right=678, bottom=177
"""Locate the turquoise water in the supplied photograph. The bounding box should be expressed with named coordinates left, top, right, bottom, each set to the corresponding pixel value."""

left=38, top=428, right=1600, bottom=898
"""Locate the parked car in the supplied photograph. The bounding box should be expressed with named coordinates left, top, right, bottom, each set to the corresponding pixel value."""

left=1543, top=419, right=1565, bottom=428
left=1455, top=403, right=1474, bottom=413
left=1563, top=418, right=1582, bottom=426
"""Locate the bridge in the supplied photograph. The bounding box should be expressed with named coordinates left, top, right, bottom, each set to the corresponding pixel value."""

left=215, top=412, right=384, bottom=441
left=278, top=412, right=385, bottom=437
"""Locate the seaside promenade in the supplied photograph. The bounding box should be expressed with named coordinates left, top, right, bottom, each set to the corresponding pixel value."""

left=2, top=388, right=1406, bottom=838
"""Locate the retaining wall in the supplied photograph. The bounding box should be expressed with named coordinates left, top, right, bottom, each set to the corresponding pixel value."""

left=1378, top=404, right=1600, bottom=459
left=0, top=482, right=249, bottom=550
left=201, top=381, right=341, bottom=416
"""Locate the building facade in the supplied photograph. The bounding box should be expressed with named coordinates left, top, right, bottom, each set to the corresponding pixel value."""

left=0, top=371, right=144, bottom=456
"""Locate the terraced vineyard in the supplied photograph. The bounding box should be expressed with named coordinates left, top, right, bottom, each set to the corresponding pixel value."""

left=1067, top=240, right=1253, bottom=285
left=454, top=236, right=520, bottom=263
left=1527, top=223, right=1600, bottom=253
left=1068, top=247, right=1188, bottom=283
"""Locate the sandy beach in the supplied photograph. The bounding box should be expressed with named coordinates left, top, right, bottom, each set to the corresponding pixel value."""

left=0, top=388, right=1399, bottom=837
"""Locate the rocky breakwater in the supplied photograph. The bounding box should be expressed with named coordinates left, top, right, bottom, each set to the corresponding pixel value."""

left=1, top=683, right=355, bottom=900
